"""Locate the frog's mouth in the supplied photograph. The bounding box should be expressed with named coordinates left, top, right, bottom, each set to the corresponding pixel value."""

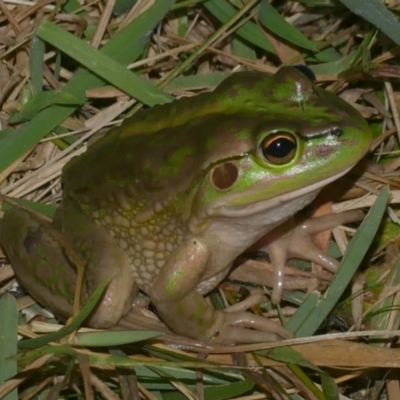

left=213, top=166, right=353, bottom=218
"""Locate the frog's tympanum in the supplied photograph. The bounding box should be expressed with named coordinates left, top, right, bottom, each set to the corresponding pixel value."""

left=0, top=67, right=372, bottom=344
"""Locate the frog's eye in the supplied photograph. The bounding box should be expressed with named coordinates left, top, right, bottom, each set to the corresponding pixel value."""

left=259, top=132, right=297, bottom=165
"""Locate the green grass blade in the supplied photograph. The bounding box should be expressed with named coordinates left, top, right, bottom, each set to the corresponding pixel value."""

left=1, top=198, right=55, bottom=217
left=30, top=35, right=45, bottom=96
left=340, top=0, right=400, bottom=47
left=18, top=279, right=108, bottom=350
left=72, top=330, right=163, bottom=347
left=260, top=346, right=337, bottom=400
left=284, top=291, right=320, bottom=333
left=369, top=256, right=400, bottom=336
left=202, top=380, right=254, bottom=400
left=0, top=294, right=18, bottom=400
left=35, top=21, right=172, bottom=106
left=259, top=0, right=317, bottom=51
left=204, top=0, right=275, bottom=53
left=0, top=0, right=175, bottom=175
left=9, top=90, right=80, bottom=123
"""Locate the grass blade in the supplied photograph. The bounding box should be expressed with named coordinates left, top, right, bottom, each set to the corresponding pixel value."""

left=0, top=295, right=18, bottom=400
left=35, top=21, right=172, bottom=106
left=0, top=0, right=175, bottom=175
left=340, top=0, right=400, bottom=47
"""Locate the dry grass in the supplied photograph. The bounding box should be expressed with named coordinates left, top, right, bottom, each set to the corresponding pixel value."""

left=2, top=0, right=400, bottom=399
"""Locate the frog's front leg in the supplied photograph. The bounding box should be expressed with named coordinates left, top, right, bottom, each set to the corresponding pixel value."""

left=148, top=238, right=291, bottom=344
left=259, top=210, right=364, bottom=304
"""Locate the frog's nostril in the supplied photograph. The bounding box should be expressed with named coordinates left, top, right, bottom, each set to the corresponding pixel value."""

left=210, top=162, right=239, bottom=190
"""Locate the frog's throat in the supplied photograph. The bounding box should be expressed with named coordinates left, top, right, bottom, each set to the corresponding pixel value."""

left=214, top=166, right=353, bottom=218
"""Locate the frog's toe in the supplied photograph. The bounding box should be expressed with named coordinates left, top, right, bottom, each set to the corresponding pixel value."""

left=224, top=293, right=269, bottom=313
left=118, top=306, right=170, bottom=332
left=215, top=326, right=284, bottom=343
left=212, top=310, right=292, bottom=344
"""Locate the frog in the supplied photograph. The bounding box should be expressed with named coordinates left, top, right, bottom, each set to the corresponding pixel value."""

left=0, top=66, right=372, bottom=344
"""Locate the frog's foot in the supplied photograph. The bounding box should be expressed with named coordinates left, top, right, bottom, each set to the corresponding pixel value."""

left=219, top=294, right=292, bottom=342
left=149, top=238, right=293, bottom=344
left=118, top=305, right=289, bottom=345
left=157, top=295, right=291, bottom=344
left=261, top=210, right=364, bottom=304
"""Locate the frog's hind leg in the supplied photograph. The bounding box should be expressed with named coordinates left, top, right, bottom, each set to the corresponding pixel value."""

left=0, top=208, right=77, bottom=321
left=54, top=199, right=137, bottom=328
left=0, top=203, right=137, bottom=329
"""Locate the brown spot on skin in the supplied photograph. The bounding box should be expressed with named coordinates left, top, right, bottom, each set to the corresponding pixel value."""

left=210, top=161, right=238, bottom=190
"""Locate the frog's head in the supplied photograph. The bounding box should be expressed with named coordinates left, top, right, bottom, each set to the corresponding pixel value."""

left=190, top=66, right=371, bottom=224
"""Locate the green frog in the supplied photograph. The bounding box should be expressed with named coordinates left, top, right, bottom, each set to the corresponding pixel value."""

left=0, top=67, right=372, bottom=343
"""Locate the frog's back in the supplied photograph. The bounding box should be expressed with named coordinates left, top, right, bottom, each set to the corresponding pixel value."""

left=63, top=67, right=367, bottom=209
left=63, top=71, right=274, bottom=200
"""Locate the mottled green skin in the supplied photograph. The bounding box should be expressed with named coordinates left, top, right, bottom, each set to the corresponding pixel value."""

left=0, top=67, right=372, bottom=343
left=64, top=68, right=368, bottom=204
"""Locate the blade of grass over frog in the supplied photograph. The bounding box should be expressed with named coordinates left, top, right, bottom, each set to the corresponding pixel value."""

left=0, top=295, right=18, bottom=400
left=30, top=35, right=45, bottom=96
left=204, top=0, right=275, bottom=54
left=9, top=91, right=80, bottom=124
left=0, top=197, right=55, bottom=217
left=18, top=279, right=108, bottom=349
left=340, top=0, right=400, bottom=47
left=36, top=22, right=172, bottom=107
left=72, top=330, right=163, bottom=347
left=287, top=186, right=390, bottom=337
left=0, top=0, right=175, bottom=174
left=259, top=0, right=317, bottom=52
